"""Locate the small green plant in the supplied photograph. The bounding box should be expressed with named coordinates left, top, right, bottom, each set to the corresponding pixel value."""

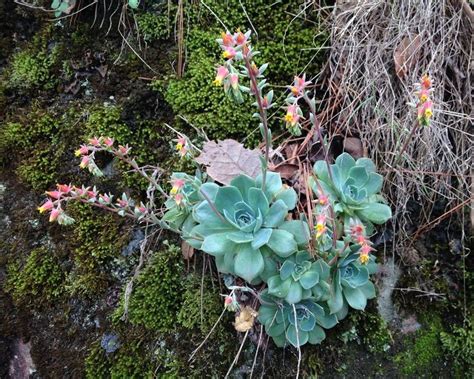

left=440, top=319, right=474, bottom=376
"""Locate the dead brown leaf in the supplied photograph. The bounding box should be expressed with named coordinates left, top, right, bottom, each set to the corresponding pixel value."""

left=181, top=241, right=194, bottom=260
left=394, top=35, right=421, bottom=79
left=272, top=163, right=299, bottom=180
left=343, top=137, right=364, bottom=158
left=195, top=139, right=262, bottom=185
left=234, top=306, right=258, bottom=332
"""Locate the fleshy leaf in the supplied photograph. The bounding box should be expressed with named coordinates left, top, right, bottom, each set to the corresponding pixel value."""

left=263, top=199, right=288, bottom=228
left=275, top=188, right=297, bottom=210
left=267, top=229, right=297, bottom=258
left=278, top=220, right=310, bottom=247
left=201, top=233, right=235, bottom=256
left=233, top=244, right=264, bottom=282
left=343, top=286, right=367, bottom=310
left=251, top=228, right=272, bottom=250
left=286, top=324, right=309, bottom=347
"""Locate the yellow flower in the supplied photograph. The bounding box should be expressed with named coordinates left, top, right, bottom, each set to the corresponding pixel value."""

left=359, top=253, right=369, bottom=265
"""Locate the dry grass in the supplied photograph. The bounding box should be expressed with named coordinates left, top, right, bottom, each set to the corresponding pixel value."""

left=319, top=0, right=473, bottom=258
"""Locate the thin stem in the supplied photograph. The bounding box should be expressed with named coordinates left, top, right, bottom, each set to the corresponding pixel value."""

left=303, top=93, right=334, bottom=182
left=243, top=53, right=270, bottom=191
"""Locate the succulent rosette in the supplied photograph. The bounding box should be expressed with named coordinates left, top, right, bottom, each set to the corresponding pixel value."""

left=327, top=251, right=377, bottom=316
left=185, top=172, right=310, bottom=283
left=310, top=153, right=392, bottom=230
left=267, top=251, right=329, bottom=304
left=258, top=291, right=338, bottom=348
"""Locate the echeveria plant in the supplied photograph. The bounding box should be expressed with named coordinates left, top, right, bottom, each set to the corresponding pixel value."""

left=310, top=153, right=392, bottom=228
left=258, top=291, right=338, bottom=348
left=184, top=173, right=310, bottom=283
left=267, top=251, right=324, bottom=304
left=328, top=251, right=377, bottom=315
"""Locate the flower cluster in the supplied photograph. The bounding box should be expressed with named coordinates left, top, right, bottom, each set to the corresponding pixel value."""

left=175, top=136, right=190, bottom=158
left=75, top=136, right=132, bottom=177
left=283, top=74, right=312, bottom=136
left=415, top=74, right=434, bottom=127
left=170, top=178, right=185, bottom=205
left=348, top=220, right=374, bottom=265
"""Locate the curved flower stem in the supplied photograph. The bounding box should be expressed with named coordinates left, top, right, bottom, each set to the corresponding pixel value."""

left=243, top=53, right=270, bottom=191
left=302, top=93, right=334, bottom=182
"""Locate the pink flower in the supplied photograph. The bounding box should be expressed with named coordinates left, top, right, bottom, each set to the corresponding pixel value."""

left=118, top=145, right=131, bottom=155
left=234, top=30, right=247, bottom=45
left=317, top=193, right=329, bottom=206
left=284, top=104, right=300, bottom=126
left=174, top=193, right=184, bottom=206
left=315, top=214, right=327, bottom=238
left=117, top=199, right=129, bottom=208
left=79, top=155, right=90, bottom=169
left=229, top=73, right=239, bottom=90
left=89, top=136, right=101, bottom=146
left=46, top=190, right=62, bottom=199
left=75, top=144, right=89, bottom=157
left=104, top=137, right=114, bottom=147
left=49, top=208, right=62, bottom=222
left=99, top=194, right=112, bottom=204
left=290, top=75, right=311, bottom=96
left=221, top=31, right=235, bottom=47
left=38, top=199, right=54, bottom=214
left=170, top=178, right=185, bottom=194
left=222, top=46, right=236, bottom=60
left=57, top=184, right=73, bottom=194
left=213, top=65, right=229, bottom=86
left=87, top=190, right=97, bottom=199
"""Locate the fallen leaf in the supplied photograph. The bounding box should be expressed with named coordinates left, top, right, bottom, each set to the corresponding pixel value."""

left=234, top=306, right=258, bottom=332
left=394, top=35, right=421, bottom=79
left=196, top=139, right=262, bottom=185
left=343, top=137, right=364, bottom=158
left=283, top=143, right=299, bottom=164
left=181, top=241, right=194, bottom=260
left=272, top=163, right=299, bottom=180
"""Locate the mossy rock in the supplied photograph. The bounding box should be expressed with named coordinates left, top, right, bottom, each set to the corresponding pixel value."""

left=114, top=242, right=184, bottom=332
left=394, top=315, right=446, bottom=376
left=5, top=247, right=65, bottom=307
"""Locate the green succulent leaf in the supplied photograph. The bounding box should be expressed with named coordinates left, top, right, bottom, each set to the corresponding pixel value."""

left=230, top=175, right=255, bottom=202
left=285, top=282, right=303, bottom=304
left=278, top=220, right=310, bottom=247
left=357, top=202, right=392, bottom=224
left=201, top=233, right=235, bottom=256
left=263, top=199, right=288, bottom=227
left=275, top=188, right=297, bottom=210
left=267, top=275, right=291, bottom=298
left=267, top=229, right=297, bottom=258
left=286, top=324, right=309, bottom=347
left=343, top=286, right=367, bottom=310
left=308, top=325, right=326, bottom=344
left=214, top=186, right=242, bottom=213
left=233, top=244, right=264, bottom=282
left=248, top=187, right=269, bottom=217
left=251, top=228, right=272, bottom=250
left=299, top=270, right=319, bottom=290
left=280, top=260, right=296, bottom=281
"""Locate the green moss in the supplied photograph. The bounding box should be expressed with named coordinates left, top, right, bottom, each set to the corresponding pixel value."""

left=136, top=12, right=171, bottom=42
left=395, top=316, right=445, bottom=375
left=64, top=202, right=129, bottom=297
left=16, top=144, right=60, bottom=191
left=115, top=242, right=184, bottom=332
left=352, top=311, right=392, bottom=354
left=178, top=274, right=223, bottom=334
left=85, top=339, right=156, bottom=379
left=5, top=247, right=64, bottom=306
left=162, top=0, right=327, bottom=142
left=84, top=105, right=173, bottom=189
left=0, top=106, right=82, bottom=190
left=7, top=27, right=61, bottom=91
left=440, top=318, right=474, bottom=377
